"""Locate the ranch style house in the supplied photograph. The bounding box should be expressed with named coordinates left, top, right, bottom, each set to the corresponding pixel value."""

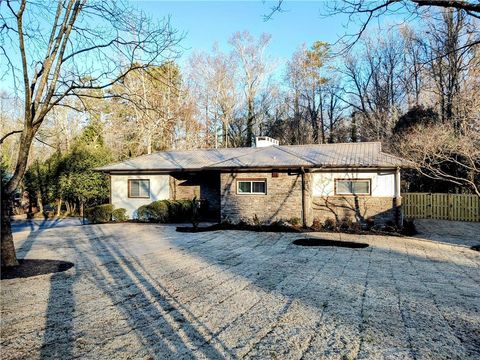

left=96, top=137, right=410, bottom=226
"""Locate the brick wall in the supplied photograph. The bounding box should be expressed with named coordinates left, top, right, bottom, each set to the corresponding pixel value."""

left=312, top=196, right=401, bottom=225
left=220, top=171, right=304, bottom=224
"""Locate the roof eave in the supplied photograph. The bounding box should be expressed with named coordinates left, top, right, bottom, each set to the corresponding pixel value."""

left=95, top=163, right=410, bottom=174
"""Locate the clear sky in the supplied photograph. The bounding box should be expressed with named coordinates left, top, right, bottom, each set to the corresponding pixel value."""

left=135, top=1, right=357, bottom=67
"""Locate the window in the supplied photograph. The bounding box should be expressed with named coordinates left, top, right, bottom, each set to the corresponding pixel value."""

left=237, top=179, right=267, bottom=195
left=128, top=179, right=150, bottom=198
left=335, top=179, right=371, bottom=195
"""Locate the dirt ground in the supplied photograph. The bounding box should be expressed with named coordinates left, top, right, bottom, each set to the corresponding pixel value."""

left=1, top=219, right=479, bottom=359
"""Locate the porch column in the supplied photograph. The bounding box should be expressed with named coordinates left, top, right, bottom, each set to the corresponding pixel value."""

left=394, top=167, right=402, bottom=226
left=301, top=170, right=313, bottom=228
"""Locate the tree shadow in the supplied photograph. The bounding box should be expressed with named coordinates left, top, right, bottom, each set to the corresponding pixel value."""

left=174, top=230, right=480, bottom=359
left=39, top=271, right=77, bottom=359
left=59, top=225, right=234, bottom=358
left=17, top=218, right=63, bottom=257
left=27, top=222, right=479, bottom=359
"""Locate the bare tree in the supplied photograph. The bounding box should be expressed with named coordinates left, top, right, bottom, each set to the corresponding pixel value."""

left=229, top=31, right=272, bottom=146
left=188, top=47, right=238, bottom=148
left=339, top=32, right=405, bottom=142
left=0, top=0, right=180, bottom=266
left=397, top=122, right=480, bottom=196
left=266, top=1, right=480, bottom=54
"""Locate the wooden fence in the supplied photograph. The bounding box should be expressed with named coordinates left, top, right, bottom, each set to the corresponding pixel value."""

left=402, top=193, right=480, bottom=222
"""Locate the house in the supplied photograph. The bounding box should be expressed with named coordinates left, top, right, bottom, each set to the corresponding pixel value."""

left=96, top=137, right=410, bottom=226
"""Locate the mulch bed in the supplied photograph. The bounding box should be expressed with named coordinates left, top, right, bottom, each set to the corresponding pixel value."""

left=1, top=259, right=74, bottom=280
left=176, top=223, right=406, bottom=237
left=293, top=238, right=369, bottom=248
left=176, top=223, right=302, bottom=233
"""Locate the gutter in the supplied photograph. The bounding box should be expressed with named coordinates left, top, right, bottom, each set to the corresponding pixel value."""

left=96, top=165, right=405, bottom=174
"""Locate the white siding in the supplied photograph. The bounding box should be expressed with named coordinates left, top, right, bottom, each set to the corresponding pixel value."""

left=110, top=174, right=170, bottom=218
left=312, top=171, right=396, bottom=197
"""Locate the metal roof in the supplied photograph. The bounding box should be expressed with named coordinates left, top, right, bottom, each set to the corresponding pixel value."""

left=95, top=142, right=410, bottom=172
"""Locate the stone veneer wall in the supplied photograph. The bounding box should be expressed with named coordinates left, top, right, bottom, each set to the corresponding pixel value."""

left=220, top=171, right=303, bottom=223
left=312, top=196, right=401, bottom=225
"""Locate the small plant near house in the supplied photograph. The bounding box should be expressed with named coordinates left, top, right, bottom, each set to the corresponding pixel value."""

left=323, top=218, right=336, bottom=231
left=338, top=217, right=362, bottom=233
left=252, top=214, right=261, bottom=226
left=287, top=217, right=301, bottom=226
left=191, top=197, right=200, bottom=229
left=363, top=218, right=375, bottom=231
left=401, top=218, right=417, bottom=236
left=85, top=204, right=114, bottom=224
left=311, top=217, right=322, bottom=231
left=112, top=208, right=128, bottom=222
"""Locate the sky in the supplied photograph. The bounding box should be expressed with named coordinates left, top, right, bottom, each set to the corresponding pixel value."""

left=135, top=1, right=357, bottom=68
left=0, top=1, right=401, bottom=95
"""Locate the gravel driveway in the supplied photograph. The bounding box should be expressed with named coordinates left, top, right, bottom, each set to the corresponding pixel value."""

left=1, top=220, right=479, bottom=359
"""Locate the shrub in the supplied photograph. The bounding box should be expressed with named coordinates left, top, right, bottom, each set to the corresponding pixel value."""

left=311, top=217, right=322, bottom=230
left=288, top=217, right=301, bottom=226
left=85, top=204, right=114, bottom=224
left=149, top=200, right=170, bottom=222
left=136, top=204, right=151, bottom=222
left=112, top=208, right=128, bottom=222
left=167, top=200, right=193, bottom=222
left=137, top=200, right=169, bottom=222
left=401, top=218, right=417, bottom=236
left=323, top=217, right=336, bottom=231
left=337, top=217, right=362, bottom=233
left=136, top=199, right=194, bottom=223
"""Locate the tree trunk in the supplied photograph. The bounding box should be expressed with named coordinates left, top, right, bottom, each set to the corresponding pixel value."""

left=56, top=198, right=62, bottom=217
left=247, top=99, right=255, bottom=147
left=1, top=188, right=19, bottom=267
left=36, top=191, right=44, bottom=213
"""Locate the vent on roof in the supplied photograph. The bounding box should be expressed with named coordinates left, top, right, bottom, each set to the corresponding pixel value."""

left=255, top=136, right=279, bottom=148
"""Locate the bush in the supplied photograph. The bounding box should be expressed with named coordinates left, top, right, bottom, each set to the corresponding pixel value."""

left=401, top=218, right=417, bottom=236
left=138, top=200, right=169, bottom=222
left=85, top=204, right=114, bottom=224
left=112, top=208, right=128, bottom=222
left=136, top=199, right=194, bottom=223
left=167, top=200, right=193, bottom=222
left=288, top=217, right=301, bottom=226
left=311, top=217, right=322, bottom=230
left=323, top=218, right=336, bottom=231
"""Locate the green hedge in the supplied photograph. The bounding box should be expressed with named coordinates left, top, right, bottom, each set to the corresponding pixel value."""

left=85, top=204, right=128, bottom=223
left=112, top=208, right=128, bottom=222
left=85, top=204, right=114, bottom=223
left=136, top=200, right=196, bottom=223
left=137, top=200, right=169, bottom=222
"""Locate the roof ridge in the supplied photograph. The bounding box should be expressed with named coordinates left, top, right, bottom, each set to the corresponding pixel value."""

left=278, top=141, right=382, bottom=148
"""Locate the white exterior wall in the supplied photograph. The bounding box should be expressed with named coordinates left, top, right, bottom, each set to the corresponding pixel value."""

left=312, top=171, right=396, bottom=197
left=110, top=174, right=170, bottom=218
